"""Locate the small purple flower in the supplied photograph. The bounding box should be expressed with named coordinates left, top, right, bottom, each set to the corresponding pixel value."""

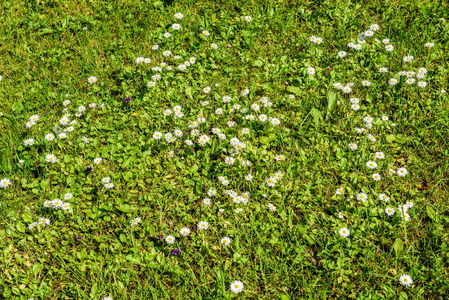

left=156, top=234, right=165, bottom=240
left=124, top=97, right=132, bottom=103
left=85, top=166, right=94, bottom=172
left=76, top=235, right=83, bottom=241
left=171, top=247, right=181, bottom=256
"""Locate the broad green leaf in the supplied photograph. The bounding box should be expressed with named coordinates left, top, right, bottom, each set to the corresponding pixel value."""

left=120, top=234, right=127, bottom=243
left=66, top=177, right=75, bottom=186
left=16, top=223, right=25, bottom=233
left=426, top=206, right=437, bottom=221
left=260, top=136, right=270, bottom=144
left=224, top=260, right=232, bottom=270
left=79, top=249, right=88, bottom=260
left=286, top=86, right=301, bottom=95
left=40, top=179, right=49, bottom=191
left=185, top=86, right=193, bottom=99
left=126, top=255, right=141, bottom=264
left=310, top=108, right=323, bottom=124
left=326, top=91, right=337, bottom=120
left=393, top=238, right=403, bottom=256
left=410, top=266, right=418, bottom=278
left=123, top=171, right=133, bottom=181
left=399, top=291, right=408, bottom=300
left=22, top=214, right=33, bottom=223
left=117, top=204, right=133, bottom=213
left=232, top=252, right=241, bottom=262
left=12, top=100, right=24, bottom=112
left=32, top=263, right=42, bottom=276
left=90, top=282, right=99, bottom=297
left=385, top=135, right=395, bottom=143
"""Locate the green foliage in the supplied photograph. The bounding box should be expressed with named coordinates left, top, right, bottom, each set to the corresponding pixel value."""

left=0, top=0, right=449, bottom=299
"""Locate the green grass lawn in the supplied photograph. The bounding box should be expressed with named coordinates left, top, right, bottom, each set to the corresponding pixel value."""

left=1, top=0, right=449, bottom=299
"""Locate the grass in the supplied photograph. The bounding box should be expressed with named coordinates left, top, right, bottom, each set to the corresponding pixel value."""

left=1, top=0, right=449, bottom=299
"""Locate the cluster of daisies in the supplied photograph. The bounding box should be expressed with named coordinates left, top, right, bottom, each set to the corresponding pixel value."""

left=309, top=35, right=323, bottom=44
left=19, top=96, right=109, bottom=231
left=26, top=115, right=40, bottom=128
left=129, top=13, right=206, bottom=89
left=152, top=93, right=282, bottom=167
left=22, top=98, right=105, bottom=162
left=25, top=196, right=74, bottom=231
left=325, top=23, right=418, bottom=288
left=101, top=176, right=115, bottom=189
left=42, top=197, right=72, bottom=211
left=144, top=82, right=287, bottom=264
left=125, top=12, right=257, bottom=296
left=333, top=24, right=432, bottom=93
left=146, top=55, right=197, bottom=88
left=396, top=67, right=428, bottom=88
left=28, top=218, right=51, bottom=230
left=2, top=10, right=432, bottom=298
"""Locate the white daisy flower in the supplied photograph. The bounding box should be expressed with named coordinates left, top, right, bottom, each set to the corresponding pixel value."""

left=0, top=178, right=11, bottom=189
left=165, top=235, right=175, bottom=244
left=45, top=133, right=55, bottom=141
left=385, top=207, right=395, bottom=216
left=130, top=217, right=141, bottom=226
left=307, top=67, right=316, bottom=75
left=389, top=78, right=398, bottom=85
left=221, top=237, right=231, bottom=246
left=372, top=173, right=381, bottom=181
left=357, top=193, right=368, bottom=202
left=397, top=168, right=408, bottom=176
left=339, top=227, right=350, bottom=237
left=180, top=227, right=190, bottom=236
left=379, top=194, right=390, bottom=202
left=366, top=161, right=378, bottom=169
left=230, top=280, right=244, bottom=294
left=45, top=154, right=57, bottom=163
left=399, top=274, right=413, bottom=287
left=198, top=221, right=209, bottom=231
